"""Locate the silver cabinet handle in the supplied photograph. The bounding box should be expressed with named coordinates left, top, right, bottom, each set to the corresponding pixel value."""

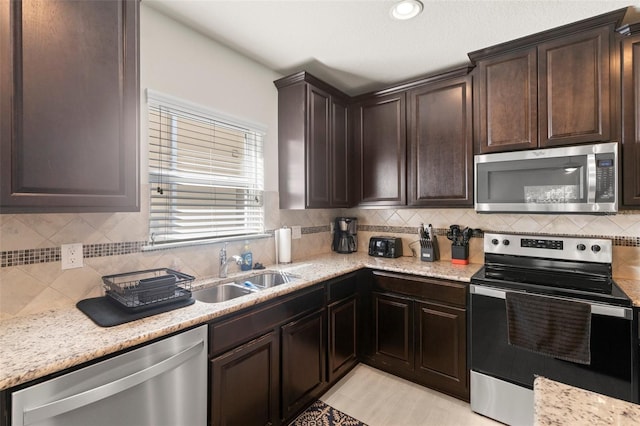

left=23, top=339, right=204, bottom=425
left=470, top=285, right=631, bottom=320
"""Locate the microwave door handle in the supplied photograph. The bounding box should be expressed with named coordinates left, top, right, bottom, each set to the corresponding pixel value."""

left=587, top=154, right=596, bottom=203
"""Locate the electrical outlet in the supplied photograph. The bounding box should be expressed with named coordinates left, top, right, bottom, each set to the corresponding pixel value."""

left=291, top=226, right=302, bottom=239
left=61, top=243, right=84, bottom=270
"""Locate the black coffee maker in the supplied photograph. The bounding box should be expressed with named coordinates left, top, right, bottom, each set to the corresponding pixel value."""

left=332, top=217, right=358, bottom=253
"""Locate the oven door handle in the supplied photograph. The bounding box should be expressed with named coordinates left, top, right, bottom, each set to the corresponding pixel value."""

left=470, top=284, right=632, bottom=319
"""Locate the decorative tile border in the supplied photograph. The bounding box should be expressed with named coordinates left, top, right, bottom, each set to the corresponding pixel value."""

left=613, top=236, right=640, bottom=247
left=1, top=247, right=60, bottom=268
left=303, top=225, right=331, bottom=234
left=2, top=226, right=638, bottom=268
left=85, top=241, right=146, bottom=257
left=0, top=242, right=147, bottom=268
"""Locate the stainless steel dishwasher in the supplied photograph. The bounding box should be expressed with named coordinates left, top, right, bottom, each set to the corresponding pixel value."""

left=10, top=325, right=207, bottom=426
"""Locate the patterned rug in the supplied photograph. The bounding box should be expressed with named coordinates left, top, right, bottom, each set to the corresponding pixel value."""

left=290, top=400, right=368, bottom=426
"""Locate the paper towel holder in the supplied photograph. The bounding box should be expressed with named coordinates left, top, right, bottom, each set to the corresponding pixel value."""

left=275, top=226, right=292, bottom=264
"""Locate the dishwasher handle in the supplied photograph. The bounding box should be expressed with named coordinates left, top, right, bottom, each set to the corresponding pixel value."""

left=22, top=339, right=205, bottom=425
left=470, top=284, right=632, bottom=320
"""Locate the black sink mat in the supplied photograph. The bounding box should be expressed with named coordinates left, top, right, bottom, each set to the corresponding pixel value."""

left=76, top=296, right=195, bottom=327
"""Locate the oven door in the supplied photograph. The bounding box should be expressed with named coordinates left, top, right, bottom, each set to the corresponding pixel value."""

left=470, top=285, right=636, bottom=424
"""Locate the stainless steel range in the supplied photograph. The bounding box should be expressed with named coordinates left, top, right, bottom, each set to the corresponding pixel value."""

left=470, top=233, right=637, bottom=425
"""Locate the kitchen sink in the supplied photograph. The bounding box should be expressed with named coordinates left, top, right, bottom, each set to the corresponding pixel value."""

left=193, top=272, right=300, bottom=304
left=241, top=271, right=298, bottom=288
left=192, top=283, right=257, bottom=303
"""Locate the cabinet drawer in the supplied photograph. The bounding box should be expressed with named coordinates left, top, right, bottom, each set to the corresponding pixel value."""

left=372, top=271, right=466, bottom=307
left=326, top=272, right=357, bottom=303
left=209, top=286, right=324, bottom=356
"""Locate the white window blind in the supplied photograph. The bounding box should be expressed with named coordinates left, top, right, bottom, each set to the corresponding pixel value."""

left=147, top=91, right=265, bottom=247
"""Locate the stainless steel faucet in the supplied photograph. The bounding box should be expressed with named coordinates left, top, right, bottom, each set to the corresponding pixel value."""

left=219, top=243, right=242, bottom=278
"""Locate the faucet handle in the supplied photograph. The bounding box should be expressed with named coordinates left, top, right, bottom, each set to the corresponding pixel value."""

left=220, top=242, right=227, bottom=259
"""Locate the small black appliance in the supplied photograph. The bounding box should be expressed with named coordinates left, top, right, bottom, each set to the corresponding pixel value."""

left=368, top=236, right=403, bottom=258
left=332, top=217, right=357, bottom=253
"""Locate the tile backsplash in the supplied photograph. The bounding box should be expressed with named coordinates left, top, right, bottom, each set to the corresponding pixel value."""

left=1, top=191, right=639, bottom=319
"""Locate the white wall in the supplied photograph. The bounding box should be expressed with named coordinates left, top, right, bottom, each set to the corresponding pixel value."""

left=140, top=4, right=281, bottom=191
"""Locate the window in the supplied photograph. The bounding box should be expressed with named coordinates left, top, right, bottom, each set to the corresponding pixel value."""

left=146, top=91, right=265, bottom=248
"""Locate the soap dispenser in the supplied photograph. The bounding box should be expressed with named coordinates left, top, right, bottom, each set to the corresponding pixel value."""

left=240, top=241, right=253, bottom=271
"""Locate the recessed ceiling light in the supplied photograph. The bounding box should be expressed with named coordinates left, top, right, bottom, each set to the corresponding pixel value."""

left=390, top=0, right=424, bottom=21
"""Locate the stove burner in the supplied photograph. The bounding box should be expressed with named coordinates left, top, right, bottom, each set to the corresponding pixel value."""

left=472, top=232, right=630, bottom=307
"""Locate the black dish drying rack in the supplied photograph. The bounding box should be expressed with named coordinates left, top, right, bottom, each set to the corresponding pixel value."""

left=102, top=268, right=194, bottom=312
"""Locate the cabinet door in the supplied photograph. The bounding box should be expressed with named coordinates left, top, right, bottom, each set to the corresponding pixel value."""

left=211, top=331, right=280, bottom=426
left=538, top=26, right=611, bottom=147
left=622, top=34, right=640, bottom=207
left=371, top=292, right=413, bottom=371
left=328, top=296, right=358, bottom=382
left=408, top=76, right=473, bottom=206
left=331, top=97, right=350, bottom=207
left=0, top=0, right=139, bottom=212
left=414, top=301, right=468, bottom=401
left=307, top=86, right=331, bottom=208
left=281, top=309, right=326, bottom=420
left=353, top=93, right=407, bottom=206
left=475, top=48, right=538, bottom=153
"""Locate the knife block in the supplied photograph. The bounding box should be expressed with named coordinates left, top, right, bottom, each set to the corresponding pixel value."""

left=420, top=236, right=439, bottom=262
left=451, top=244, right=469, bottom=265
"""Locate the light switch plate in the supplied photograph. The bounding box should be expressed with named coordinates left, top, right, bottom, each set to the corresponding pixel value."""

left=291, top=226, right=302, bottom=239
left=61, top=243, right=84, bottom=270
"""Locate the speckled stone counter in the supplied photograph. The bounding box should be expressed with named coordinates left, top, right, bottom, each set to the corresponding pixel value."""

left=0, top=253, right=481, bottom=391
left=617, top=279, right=640, bottom=307
left=534, top=376, right=640, bottom=425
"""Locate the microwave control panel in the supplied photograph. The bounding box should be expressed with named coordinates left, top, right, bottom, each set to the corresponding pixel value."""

left=595, top=155, right=615, bottom=202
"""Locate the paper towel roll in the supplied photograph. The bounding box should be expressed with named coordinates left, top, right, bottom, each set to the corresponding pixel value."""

left=276, top=227, right=292, bottom=264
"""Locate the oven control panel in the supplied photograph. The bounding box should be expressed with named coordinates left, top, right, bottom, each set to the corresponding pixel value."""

left=520, top=238, right=563, bottom=250
left=484, top=233, right=612, bottom=263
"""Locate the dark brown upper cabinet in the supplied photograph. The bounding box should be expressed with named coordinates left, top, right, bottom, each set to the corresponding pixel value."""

left=470, top=8, right=627, bottom=154
left=275, top=72, right=351, bottom=209
left=352, top=92, right=407, bottom=206
left=0, top=0, right=139, bottom=212
left=538, top=27, right=611, bottom=147
left=407, top=71, right=473, bottom=206
left=474, top=48, right=538, bottom=153
left=351, top=67, right=473, bottom=208
left=620, top=24, right=640, bottom=208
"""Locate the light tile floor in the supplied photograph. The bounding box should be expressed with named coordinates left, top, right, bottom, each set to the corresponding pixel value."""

left=320, top=364, right=501, bottom=426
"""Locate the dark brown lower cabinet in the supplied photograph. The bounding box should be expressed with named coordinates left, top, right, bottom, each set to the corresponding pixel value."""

left=364, top=271, right=469, bottom=401
left=207, top=284, right=340, bottom=426
left=371, top=292, right=413, bottom=371
left=328, top=295, right=358, bottom=382
left=207, top=269, right=469, bottom=426
left=414, top=301, right=467, bottom=400
left=207, top=287, right=326, bottom=426
left=281, top=309, right=326, bottom=419
left=210, top=331, right=279, bottom=426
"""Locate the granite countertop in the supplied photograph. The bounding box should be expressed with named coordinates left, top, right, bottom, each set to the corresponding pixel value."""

left=0, top=253, right=481, bottom=391
left=616, top=279, right=640, bottom=307
left=534, top=376, right=640, bottom=425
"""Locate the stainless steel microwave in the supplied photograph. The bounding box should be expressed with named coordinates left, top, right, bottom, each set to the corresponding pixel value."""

left=474, top=142, right=618, bottom=214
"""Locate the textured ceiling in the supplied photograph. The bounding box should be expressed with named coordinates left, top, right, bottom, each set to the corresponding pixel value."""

left=144, top=0, right=640, bottom=95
